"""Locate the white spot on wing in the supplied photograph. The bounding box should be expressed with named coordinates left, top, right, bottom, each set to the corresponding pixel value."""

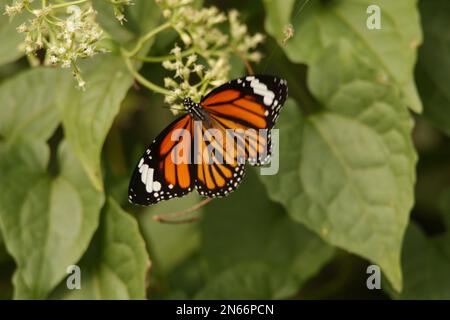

left=139, top=164, right=148, bottom=184
left=145, top=167, right=155, bottom=193
left=249, top=78, right=275, bottom=106
left=153, top=181, right=161, bottom=192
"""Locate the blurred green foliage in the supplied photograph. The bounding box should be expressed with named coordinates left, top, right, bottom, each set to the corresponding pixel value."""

left=0, top=0, right=449, bottom=300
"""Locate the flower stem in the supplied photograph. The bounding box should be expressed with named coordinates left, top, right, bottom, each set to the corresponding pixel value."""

left=135, top=47, right=196, bottom=63
left=123, top=55, right=172, bottom=96
left=51, top=0, right=89, bottom=9
left=123, top=22, right=172, bottom=58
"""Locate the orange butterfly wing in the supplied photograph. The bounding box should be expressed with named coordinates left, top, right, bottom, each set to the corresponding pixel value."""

left=128, top=115, right=195, bottom=205
left=200, top=75, right=288, bottom=166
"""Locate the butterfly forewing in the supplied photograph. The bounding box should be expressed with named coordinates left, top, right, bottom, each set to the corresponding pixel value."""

left=201, top=75, right=288, bottom=129
left=128, top=115, right=194, bottom=205
left=200, top=75, right=288, bottom=166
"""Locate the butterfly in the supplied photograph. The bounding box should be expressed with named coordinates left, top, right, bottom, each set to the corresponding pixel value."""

left=128, top=75, right=288, bottom=206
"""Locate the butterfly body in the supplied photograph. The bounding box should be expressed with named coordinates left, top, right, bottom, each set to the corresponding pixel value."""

left=129, top=75, right=288, bottom=206
left=184, top=98, right=204, bottom=121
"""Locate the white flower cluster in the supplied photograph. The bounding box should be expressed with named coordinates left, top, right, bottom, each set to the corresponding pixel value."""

left=4, top=0, right=133, bottom=89
left=4, top=0, right=28, bottom=17
left=44, top=5, right=104, bottom=88
left=162, top=44, right=230, bottom=107
left=155, top=0, right=264, bottom=109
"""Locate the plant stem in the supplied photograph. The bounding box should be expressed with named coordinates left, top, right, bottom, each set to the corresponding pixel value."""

left=51, top=0, right=89, bottom=9
left=135, top=47, right=196, bottom=63
left=123, top=55, right=172, bottom=96
left=123, top=22, right=172, bottom=58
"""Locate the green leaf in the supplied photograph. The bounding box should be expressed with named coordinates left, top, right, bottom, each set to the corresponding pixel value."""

left=416, top=0, right=450, bottom=136
left=195, top=262, right=299, bottom=300
left=0, top=67, right=101, bottom=299
left=264, top=0, right=423, bottom=112
left=0, top=141, right=104, bottom=299
left=0, top=228, right=11, bottom=265
left=190, top=169, right=334, bottom=299
left=388, top=190, right=450, bottom=299
left=0, top=0, right=28, bottom=65
left=387, top=223, right=450, bottom=299
left=92, top=2, right=134, bottom=45
left=137, top=194, right=202, bottom=275
left=93, top=0, right=161, bottom=47
left=0, top=68, right=68, bottom=144
left=125, top=0, right=162, bottom=37
left=60, top=55, right=134, bottom=191
left=51, top=197, right=150, bottom=299
left=260, top=43, right=416, bottom=292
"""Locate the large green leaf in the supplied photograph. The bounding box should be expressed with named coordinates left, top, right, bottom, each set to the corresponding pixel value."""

left=0, top=141, right=104, bottom=299
left=0, top=0, right=28, bottom=65
left=416, top=0, right=450, bottom=136
left=186, top=169, right=334, bottom=299
left=388, top=223, right=450, bottom=299
left=0, top=67, right=103, bottom=298
left=60, top=55, right=134, bottom=191
left=264, top=0, right=423, bottom=112
left=195, top=262, right=299, bottom=300
left=0, top=68, right=68, bottom=144
left=260, top=43, right=416, bottom=292
left=387, top=190, right=450, bottom=299
left=51, top=198, right=150, bottom=299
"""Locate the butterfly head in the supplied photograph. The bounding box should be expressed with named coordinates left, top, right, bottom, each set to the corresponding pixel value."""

left=183, top=97, right=195, bottom=109
left=183, top=97, right=204, bottom=120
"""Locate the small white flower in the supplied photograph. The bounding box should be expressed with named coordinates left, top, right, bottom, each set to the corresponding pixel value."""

left=186, top=54, right=197, bottom=66
left=164, top=77, right=178, bottom=88
left=49, top=55, right=58, bottom=64
left=66, top=20, right=76, bottom=32
left=77, top=79, right=86, bottom=90
left=180, top=32, right=191, bottom=46
left=115, top=13, right=126, bottom=24
left=170, top=45, right=182, bottom=57
left=15, top=22, right=26, bottom=32
left=193, top=64, right=203, bottom=74
left=25, top=45, right=34, bottom=54
left=61, top=60, right=71, bottom=68
left=162, top=9, right=171, bottom=18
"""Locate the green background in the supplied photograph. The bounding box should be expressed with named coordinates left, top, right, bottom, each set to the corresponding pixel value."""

left=0, top=0, right=449, bottom=299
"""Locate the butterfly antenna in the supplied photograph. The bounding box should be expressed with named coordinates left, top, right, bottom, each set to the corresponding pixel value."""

left=152, top=198, right=213, bottom=224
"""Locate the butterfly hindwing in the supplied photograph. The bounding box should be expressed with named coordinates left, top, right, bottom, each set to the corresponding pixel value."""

left=192, top=120, right=246, bottom=198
